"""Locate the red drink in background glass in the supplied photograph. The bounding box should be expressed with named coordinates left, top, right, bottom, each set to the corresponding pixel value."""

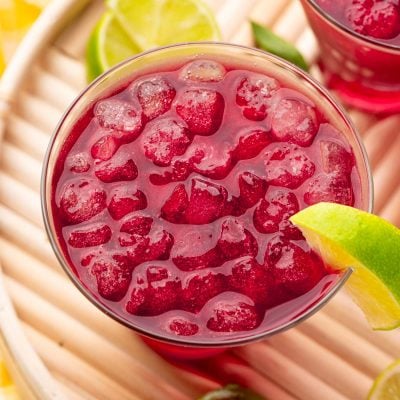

left=42, top=43, right=372, bottom=360
left=300, top=0, right=400, bottom=114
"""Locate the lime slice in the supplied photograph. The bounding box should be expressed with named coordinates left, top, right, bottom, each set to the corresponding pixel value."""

left=107, top=0, right=221, bottom=49
left=368, top=360, right=400, bottom=400
left=290, top=202, right=400, bottom=330
left=86, top=0, right=221, bottom=81
left=86, top=11, right=140, bottom=82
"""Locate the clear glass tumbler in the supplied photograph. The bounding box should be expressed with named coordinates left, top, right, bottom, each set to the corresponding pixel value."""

left=41, top=42, right=373, bottom=359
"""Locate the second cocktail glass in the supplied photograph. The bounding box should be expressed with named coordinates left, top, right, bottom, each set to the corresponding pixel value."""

left=300, top=0, right=400, bottom=114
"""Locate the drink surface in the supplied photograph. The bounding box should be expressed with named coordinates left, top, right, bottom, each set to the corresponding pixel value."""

left=315, top=0, right=400, bottom=45
left=51, top=59, right=361, bottom=343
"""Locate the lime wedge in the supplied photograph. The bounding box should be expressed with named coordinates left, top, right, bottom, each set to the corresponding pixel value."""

left=290, top=202, right=400, bottom=330
left=368, top=360, right=400, bottom=400
left=86, top=0, right=221, bottom=81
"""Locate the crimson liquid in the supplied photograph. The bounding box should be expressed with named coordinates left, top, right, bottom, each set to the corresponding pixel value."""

left=50, top=57, right=362, bottom=353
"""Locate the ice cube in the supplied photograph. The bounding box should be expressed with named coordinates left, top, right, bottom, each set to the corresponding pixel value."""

left=304, top=172, right=354, bottom=206
left=59, top=179, right=107, bottom=225
left=175, top=88, right=224, bottom=135
left=236, top=74, right=279, bottom=121
left=94, top=98, right=144, bottom=136
left=264, top=144, right=315, bottom=189
left=271, top=98, right=318, bottom=146
left=142, top=118, right=192, bottom=166
left=206, top=300, right=261, bottom=332
left=179, top=59, right=226, bottom=82
left=135, top=76, right=176, bottom=120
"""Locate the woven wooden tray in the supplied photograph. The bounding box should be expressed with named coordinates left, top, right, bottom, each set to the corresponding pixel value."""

left=0, top=1, right=399, bottom=399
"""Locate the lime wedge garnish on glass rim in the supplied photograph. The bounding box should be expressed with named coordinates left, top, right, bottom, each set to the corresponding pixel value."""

left=368, top=359, right=400, bottom=400
left=290, top=202, right=400, bottom=330
left=86, top=0, right=221, bottom=81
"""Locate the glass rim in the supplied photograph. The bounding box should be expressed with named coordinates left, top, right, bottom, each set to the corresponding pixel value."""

left=41, top=41, right=373, bottom=348
left=303, top=0, right=400, bottom=52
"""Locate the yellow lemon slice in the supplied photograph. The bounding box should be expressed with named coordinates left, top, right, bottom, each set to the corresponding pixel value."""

left=0, top=359, right=19, bottom=399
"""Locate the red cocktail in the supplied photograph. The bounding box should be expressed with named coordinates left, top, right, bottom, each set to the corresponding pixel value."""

left=301, top=0, right=400, bottom=114
left=42, top=43, right=372, bottom=358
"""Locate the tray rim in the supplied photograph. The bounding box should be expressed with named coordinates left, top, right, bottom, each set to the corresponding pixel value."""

left=0, top=1, right=91, bottom=398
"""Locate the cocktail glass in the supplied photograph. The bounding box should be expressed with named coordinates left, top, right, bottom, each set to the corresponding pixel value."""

left=300, top=0, right=400, bottom=114
left=41, top=42, right=373, bottom=359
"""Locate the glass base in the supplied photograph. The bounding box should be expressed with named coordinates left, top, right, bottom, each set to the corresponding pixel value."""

left=321, top=69, right=400, bottom=115
left=141, top=336, right=228, bottom=360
